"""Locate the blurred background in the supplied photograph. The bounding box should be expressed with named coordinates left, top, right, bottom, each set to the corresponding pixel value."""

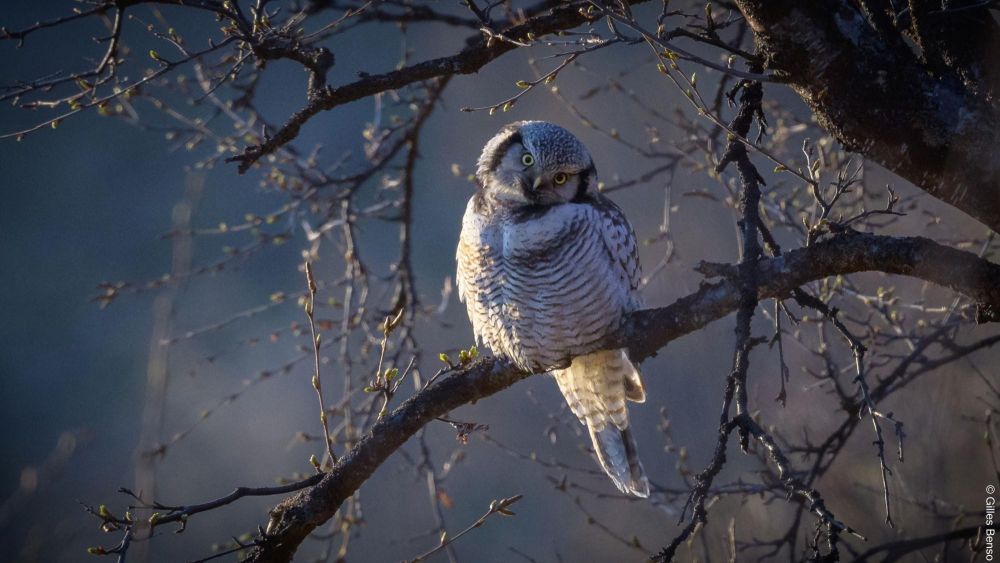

left=1, top=2, right=997, bottom=561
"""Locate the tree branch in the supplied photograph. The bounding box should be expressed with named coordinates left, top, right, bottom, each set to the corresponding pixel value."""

left=246, top=232, right=1000, bottom=562
left=853, top=525, right=981, bottom=561
left=907, top=0, right=1000, bottom=101
left=226, top=0, right=649, bottom=173
left=655, top=66, right=772, bottom=561
left=734, top=0, right=1000, bottom=233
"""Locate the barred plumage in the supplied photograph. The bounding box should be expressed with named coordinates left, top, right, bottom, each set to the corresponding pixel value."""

left=456, top=121, right=650, bottom=497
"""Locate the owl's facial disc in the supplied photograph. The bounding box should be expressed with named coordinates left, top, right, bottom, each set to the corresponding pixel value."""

left=477, top=122, right=596, bottom=208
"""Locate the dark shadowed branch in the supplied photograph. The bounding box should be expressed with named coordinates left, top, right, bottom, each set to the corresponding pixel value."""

left=653, top=65, right=772, bottom=561
left=853, top=525, right=981, bottom=562
left=734, top=0, right=1000, bottom=233
left=226, top=0, right=651, bottom=172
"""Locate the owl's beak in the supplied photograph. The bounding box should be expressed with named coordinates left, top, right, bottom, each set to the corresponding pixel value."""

left=532, top=175, right=544, bottom=190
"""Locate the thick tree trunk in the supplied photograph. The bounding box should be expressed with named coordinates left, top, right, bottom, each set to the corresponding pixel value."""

left=735, top=0, right=1000, bottom=233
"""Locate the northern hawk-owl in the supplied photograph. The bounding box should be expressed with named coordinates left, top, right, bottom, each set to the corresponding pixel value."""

left=456, top=121, right=650, bottom=497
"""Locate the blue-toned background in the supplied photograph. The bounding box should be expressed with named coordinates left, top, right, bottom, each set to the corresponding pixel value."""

left=1, top=2, right=995, bottom=561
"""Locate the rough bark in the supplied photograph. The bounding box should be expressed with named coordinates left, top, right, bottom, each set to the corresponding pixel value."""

left=734, top=0, right=1000, bottom=233
left=907, top=0, right=1000, bottom=101
left=247, top=232, right=1000, bottom=562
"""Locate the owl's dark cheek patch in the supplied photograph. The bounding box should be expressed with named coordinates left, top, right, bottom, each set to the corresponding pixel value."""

left=573, top=165, right=597, bottom=202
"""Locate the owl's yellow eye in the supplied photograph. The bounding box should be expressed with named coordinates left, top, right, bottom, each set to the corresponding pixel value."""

left=553, top=172, right=569, bottom=185
left=521, top=153, right=534, bottom=167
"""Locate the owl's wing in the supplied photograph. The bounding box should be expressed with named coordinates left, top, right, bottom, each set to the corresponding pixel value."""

left=589, top=194, right=646, bottom=401
left=591, top=194, right=642, bottom=297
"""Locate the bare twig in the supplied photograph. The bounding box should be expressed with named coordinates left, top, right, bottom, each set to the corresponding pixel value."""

left=304, top=261, right=337, bottom=468
left=408, top=495, right=523, bottom=562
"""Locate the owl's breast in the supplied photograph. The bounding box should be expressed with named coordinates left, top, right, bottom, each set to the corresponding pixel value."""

left=458, top=200, right=636, bottom=371
left=496, top=206, right=633, bottom=369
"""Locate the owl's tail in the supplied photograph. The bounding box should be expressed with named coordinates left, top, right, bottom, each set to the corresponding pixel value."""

left=553, top=349, right=649, bottom=498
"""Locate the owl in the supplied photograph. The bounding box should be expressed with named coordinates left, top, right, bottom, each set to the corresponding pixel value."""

left=456, top=121, right=649, bottom=497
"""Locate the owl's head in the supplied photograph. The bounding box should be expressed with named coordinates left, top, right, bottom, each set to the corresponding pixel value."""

left=476, top=121, right=596, bottom=208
